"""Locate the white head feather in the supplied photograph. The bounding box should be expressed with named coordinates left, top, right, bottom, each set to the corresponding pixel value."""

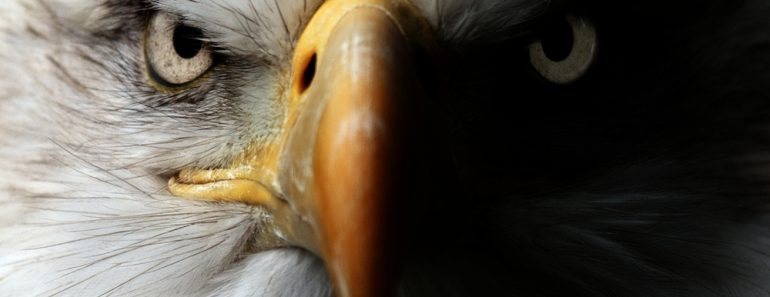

left=0, top=0, right=546, bottom=296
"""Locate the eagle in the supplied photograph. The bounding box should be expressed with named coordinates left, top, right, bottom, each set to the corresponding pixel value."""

left=1, top=0, right=770, bottom=296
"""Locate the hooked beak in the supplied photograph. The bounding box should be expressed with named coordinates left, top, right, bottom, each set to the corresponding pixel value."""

left=170, top=0, right=435, bottom=296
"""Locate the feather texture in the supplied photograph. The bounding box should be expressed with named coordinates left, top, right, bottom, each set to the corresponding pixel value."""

left=0, top=1, right=325, bottom=296
left=3, top=0, right=770, bottom=296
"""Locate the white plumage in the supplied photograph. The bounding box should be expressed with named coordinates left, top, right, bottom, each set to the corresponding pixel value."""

left=0, top=0, right=309, bottom=295
left=0, top=0, right=546, bottom=296
left=6, top=0, right=770, bottom=297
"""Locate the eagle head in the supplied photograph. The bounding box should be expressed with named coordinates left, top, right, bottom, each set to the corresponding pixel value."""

left=2, top=0, right=770, bottom=297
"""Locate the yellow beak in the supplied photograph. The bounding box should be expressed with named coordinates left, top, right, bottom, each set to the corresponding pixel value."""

left=169, top=0, right=435, bottom=296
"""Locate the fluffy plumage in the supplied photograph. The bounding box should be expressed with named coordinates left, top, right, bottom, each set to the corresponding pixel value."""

left=0, top=0, right=323, bottom=295
left=1, top=0, right=770, bottom=296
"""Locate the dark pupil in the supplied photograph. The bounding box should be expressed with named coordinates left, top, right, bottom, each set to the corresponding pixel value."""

left=541, top=18, right=574, bottom=62
left=173, top=25, right=204, bottom=59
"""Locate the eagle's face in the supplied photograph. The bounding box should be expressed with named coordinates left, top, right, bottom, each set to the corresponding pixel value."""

left=2, top=0, right=770, bottom=296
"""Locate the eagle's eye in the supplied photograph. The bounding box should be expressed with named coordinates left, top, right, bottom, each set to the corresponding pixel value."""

left=145, top=12, right=214, bottom=87
left=529, top=14, right=597, bottom=85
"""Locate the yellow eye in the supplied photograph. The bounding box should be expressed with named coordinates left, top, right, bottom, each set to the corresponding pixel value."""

left=530, top=14, right=598, bottom=85
left=145, top=12, right=213, bottom=87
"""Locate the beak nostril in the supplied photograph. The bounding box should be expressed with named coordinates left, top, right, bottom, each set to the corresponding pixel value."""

left=300, top=53, right=318, bottom=93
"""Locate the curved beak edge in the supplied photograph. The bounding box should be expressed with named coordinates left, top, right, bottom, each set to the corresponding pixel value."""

left=170, top=1, right=435, bottom=296
left=281, top=1, right=431, bottom=296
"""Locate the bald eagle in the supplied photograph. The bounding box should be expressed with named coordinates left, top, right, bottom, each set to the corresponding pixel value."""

left=1, top=0, right=770, bottom=296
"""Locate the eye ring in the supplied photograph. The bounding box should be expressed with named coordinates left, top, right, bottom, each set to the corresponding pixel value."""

left=145, top=12, right=214, bottom=88
left=529, top=14, right=598, bottom=85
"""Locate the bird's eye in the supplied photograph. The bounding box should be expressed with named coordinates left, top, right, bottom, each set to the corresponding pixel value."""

left=145, top=12, right=214, bottom=87
left=529, top=15, right=598, bottom=85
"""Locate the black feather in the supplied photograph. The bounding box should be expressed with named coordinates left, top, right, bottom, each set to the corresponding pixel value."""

left=399, top=0, right=770, bottom=296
